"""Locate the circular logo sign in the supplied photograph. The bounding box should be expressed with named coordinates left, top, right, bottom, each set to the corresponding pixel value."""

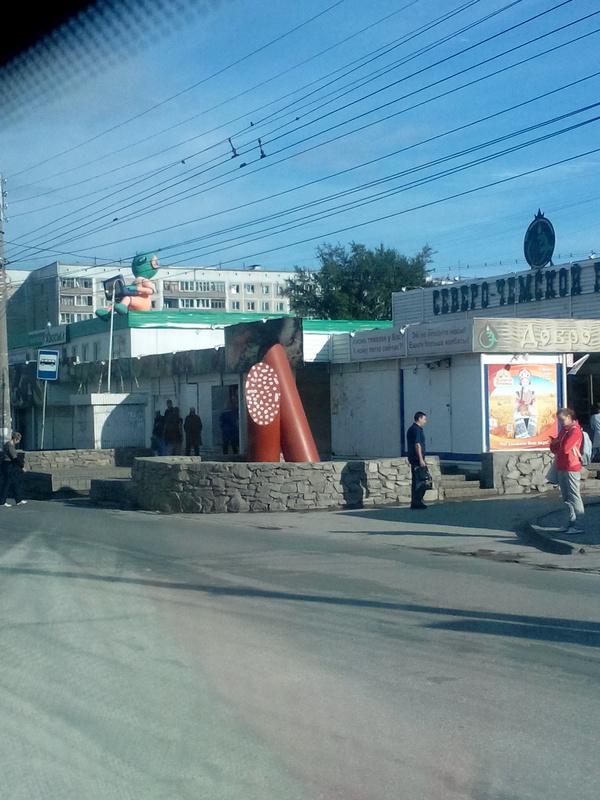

left=478, top=324, right=498, bottom=350
left=524, top=210, right=555, bottom=269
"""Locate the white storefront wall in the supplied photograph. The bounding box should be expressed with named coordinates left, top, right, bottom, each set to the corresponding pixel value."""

left=401, top=354, right=483, bottom=458
left=330, top=322, right=571, bottom=460
left=331, top=360, right=401, bottom=458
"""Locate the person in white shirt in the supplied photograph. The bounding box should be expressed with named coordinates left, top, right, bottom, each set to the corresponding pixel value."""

left=590, top=402, right=600, bottom=462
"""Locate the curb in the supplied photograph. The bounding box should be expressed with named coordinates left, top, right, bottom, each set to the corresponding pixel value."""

left=520, top=522, right=587, bottom=555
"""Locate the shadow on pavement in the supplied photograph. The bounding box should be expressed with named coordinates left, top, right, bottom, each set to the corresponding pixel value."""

left=0, top=563, right=598, bottom=647
left=337, top=496, right=561, bottom=533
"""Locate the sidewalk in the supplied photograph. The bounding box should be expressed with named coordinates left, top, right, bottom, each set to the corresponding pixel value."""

left=249, top=493, right=600, bottom=573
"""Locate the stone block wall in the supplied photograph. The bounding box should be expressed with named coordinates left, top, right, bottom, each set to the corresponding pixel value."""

left=24, top=447, right=152, bottom=470
left=481, top=451, right=558, bottom=494
left=131, top=457, right=442, bottom=514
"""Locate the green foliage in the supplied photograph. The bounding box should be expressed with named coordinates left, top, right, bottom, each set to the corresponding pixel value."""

left=284, top=242, right=432, bottom=320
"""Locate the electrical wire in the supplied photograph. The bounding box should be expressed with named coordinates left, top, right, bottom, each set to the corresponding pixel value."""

left=11, top=0, right=349, bottom=179
left=17, top=14, right=597, bottom=256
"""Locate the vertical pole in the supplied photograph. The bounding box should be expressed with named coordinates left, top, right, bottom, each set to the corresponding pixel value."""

left=41, top=380, right=48, bottom=450
left=0, top=173, right=11, bottom=441
left=107, top=282, right=116, bottom=393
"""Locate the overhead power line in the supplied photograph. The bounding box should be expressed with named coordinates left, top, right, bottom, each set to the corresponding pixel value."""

left=15, top=11, right=597, bottom=257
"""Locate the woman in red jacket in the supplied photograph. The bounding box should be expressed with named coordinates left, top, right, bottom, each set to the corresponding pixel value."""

left=549, top=408, right=585, bottom=534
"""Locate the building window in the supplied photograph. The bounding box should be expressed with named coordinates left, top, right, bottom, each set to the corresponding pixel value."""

left=81, top=344, right=89, bottom=362
left=93, top=342, right=100, bottom=361
left=276, top=302, right=285, bottom=311
left=180, top=298, right=195, bottom=308
left=164, top=298, right=178, bottom=309
left=75, top=295, right=93, bottom=306
left=276, top=285, right=284, bottom=296
left=262, top=285, right=270, bottom=295
left=79, top=278, right=92, bottom=289
left=230, top=284, right=240, bottom=294
left=60, top=313, right=74, bottom=323
left=246, top=301, right=255, bottom=311
left=62, top=295, right=75, bottom=306
left=211, top=299, right=225, bottom=309
left=61, top=278, right=75, bottom=288
left=211, top=281, right=225, bottom=292
left=231, top=301, right=240, bottom=310
left=260, top=302, right=270, bottom=312
left=196, top=298, right=210, bottom=308
left=114, top=336, right=126, bottom=358
left=245, top=284, right=255, bottom=294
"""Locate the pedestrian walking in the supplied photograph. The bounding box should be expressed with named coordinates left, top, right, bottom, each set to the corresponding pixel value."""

left=549, top=408, right=585, bottom=534
left=184, top=408, right=203, bottom=456
left=0, top=432, right=27, bottom=507
left=406, top=411, right=428, bottom=509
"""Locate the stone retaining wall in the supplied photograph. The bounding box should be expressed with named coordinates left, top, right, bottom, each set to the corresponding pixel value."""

left=131, top=457, right=442, bottom=513
left=482, top=451, right=556, bottom=494
left=24, top=447, right=152, bottom=470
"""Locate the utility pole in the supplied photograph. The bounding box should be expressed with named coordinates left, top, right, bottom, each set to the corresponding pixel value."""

left=0, top=173, right=12, bottom=440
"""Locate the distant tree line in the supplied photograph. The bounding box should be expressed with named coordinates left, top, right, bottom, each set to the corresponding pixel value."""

left=285, top=242, right=432, bottom=320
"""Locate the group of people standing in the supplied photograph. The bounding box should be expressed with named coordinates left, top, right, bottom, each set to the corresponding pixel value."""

left=151, top=400, right=240, bottom=457
left=152, top=401, right=203, bottom=456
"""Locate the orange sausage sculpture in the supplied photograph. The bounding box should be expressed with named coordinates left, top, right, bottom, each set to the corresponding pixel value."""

left=245, top=343, right=320, bottom=462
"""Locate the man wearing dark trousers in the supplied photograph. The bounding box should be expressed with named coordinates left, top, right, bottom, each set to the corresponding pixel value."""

left=0, top=432, right=26, bottom=507
left=406, top=411, right=428, bottom=509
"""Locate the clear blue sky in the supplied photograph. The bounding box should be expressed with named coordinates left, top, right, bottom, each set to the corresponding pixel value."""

left=1, top=0, right=599, bottom=281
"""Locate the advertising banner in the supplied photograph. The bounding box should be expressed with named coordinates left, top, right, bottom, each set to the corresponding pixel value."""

left=406, top=320, right=473, bottom=357
left=350, top=328, right=405, bottom=361
left=486, top=362, right=559, bottom=451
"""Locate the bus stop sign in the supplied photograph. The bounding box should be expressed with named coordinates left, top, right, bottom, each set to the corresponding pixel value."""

left=37, top=349, right=59, bottom=381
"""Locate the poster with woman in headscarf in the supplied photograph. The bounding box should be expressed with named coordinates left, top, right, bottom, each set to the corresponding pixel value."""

left=486, top=363, right=559, bottom=450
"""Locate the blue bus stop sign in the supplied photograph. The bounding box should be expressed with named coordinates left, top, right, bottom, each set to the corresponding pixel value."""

left=37, top=350, right=59, bottom=381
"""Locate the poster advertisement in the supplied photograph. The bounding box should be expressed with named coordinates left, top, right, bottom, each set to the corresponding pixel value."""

left=225, top=317, right=303, bottom=373
left=486, top=363, right=559, bottom=451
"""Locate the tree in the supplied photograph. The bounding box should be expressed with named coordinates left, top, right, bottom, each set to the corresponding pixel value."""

left=284, top=242, right=432, bottom=320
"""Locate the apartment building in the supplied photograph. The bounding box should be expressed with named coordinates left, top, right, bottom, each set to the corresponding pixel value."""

left=6, top=261, right=291, bottom=334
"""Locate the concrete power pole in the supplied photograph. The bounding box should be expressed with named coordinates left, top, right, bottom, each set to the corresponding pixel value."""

left=0, top=173, right=12, bottom=440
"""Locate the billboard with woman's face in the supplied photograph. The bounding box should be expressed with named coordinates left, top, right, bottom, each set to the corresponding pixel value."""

left=486, top=363, right=560, bottom=451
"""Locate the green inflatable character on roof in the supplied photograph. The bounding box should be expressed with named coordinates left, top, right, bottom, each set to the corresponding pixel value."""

left=96, top=252, right=160, bottom=320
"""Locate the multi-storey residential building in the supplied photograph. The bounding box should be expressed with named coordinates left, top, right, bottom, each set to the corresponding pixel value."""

left=6, top=262, right=292, bottom=334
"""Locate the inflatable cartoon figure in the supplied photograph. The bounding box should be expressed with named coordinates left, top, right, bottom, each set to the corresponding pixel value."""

left=96, top=252, right=160, bottom=320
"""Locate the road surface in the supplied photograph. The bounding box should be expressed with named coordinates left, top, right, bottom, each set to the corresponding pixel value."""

left=0, top=498, right=598, bottom=799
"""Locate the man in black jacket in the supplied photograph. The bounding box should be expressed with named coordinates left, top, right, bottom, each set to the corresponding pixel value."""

left=0, top=432, right=26, bottom=507
left=406, top=412, right=428, bottom=509
left=184, top=408, right=203, bottom=457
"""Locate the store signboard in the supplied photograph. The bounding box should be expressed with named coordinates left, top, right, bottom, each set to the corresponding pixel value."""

left=473, top=317, right=600, bottom=353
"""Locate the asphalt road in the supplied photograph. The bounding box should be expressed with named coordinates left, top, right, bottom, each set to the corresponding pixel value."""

left=0, top=499, right=598, bottom=800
